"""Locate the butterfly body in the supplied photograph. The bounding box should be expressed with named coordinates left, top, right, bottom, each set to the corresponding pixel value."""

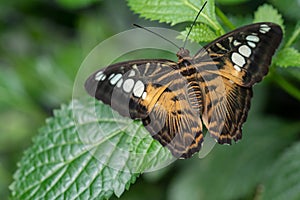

left=85, top=22, right=282, bottom=158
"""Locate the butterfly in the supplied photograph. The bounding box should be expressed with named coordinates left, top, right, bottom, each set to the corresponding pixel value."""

left=85, top=22, right=282, bottom=158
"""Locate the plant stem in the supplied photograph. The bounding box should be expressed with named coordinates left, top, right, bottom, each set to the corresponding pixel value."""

left=215, top=7, right=235, bottom=30
left=183, top=0, right=224, bottom=34
left=284, top=22, right=300, bottom=48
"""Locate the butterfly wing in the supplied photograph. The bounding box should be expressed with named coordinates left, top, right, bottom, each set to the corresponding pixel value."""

left=85, top=59, right=204, bottom=158
left=199, top=73, right=252, bottom=143
left=142, top=74, right=204, bottom=158
left=194, top=22, right=282, bottom=144
left=85, top=59, right=175, bottom=118
left=194, top=22, right=283, bottom=87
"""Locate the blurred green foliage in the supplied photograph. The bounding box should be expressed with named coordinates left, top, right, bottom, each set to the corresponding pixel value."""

left=1, top=0, right=300, bottom=199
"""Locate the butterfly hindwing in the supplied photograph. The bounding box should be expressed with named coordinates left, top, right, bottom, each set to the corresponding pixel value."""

left=142, top=74, right=204, bottom=158
left=199, top=72, right=253, bottom=144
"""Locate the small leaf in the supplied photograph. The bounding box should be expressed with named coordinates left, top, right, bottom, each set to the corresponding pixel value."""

left=273, top=48, right=300, bottom=68
left=261, top=142, right=300, bottom=200
left=127, top=0, right=222, bottom=31
left=178, top=23, right=218, bottom=42
left=10, top=98, right=173, bottom=200
left=253, top=4, right=284, bottom=31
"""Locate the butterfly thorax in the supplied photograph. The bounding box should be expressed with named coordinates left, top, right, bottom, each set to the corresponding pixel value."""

left=176, top=48, right=191, bottom=60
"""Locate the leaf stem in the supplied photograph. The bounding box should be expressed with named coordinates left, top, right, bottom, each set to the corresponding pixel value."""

left=271, top=67, right=300, bottom=101
left=183, top=0, right=224, bottom=34
left=284, top=23, right=300, bottom=48
left=215, top=7, right=236, bottom=30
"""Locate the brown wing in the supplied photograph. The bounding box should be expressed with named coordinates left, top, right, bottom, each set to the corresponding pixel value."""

left=199, top=72, right=252, bottom=143
left=85, top=59, right=177, bottom=119
left=192, top=22, right=282, bottom=144
left=85, top=59, right=204, bottom=158
left=142, top=79, right=204, bottom=158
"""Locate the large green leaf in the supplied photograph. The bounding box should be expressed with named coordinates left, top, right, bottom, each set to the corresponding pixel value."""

left=10, top=98, right=173, bottom=200
left=261, top=141, right=300, bottom=200
left=127, top=0, right=221, bottom=32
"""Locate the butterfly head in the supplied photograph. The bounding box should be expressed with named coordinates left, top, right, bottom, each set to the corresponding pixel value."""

left=176, top=48, right=190, bottom=60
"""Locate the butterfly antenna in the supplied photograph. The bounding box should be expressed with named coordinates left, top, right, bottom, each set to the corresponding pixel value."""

left=133, top=23, right=181, bottom=49
left=183, top=1, right=207, bottom=48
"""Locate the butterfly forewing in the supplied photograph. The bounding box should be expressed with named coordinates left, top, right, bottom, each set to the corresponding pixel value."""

left=85, top=59, right=205, bottom=158
left=194, top=22, right=283, bottom=87
left=85, top=59, right=175, bottom=118
left=85, top=22, right=283, bottom=158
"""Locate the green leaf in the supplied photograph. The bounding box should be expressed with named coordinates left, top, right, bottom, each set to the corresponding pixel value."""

left=10, top=98, right=173, bottom=200
left=178, top=23, right=218, bottom=42
left=167, top=117, right=299, bottom=200
left=253, top=4, right=284, bottom=31
left=261, top=141, right=300, bottom=200
left=273, top=48, right=300, bottom=68
left=216, top=0, right=250, bottom=5
left=127, top=0, right=222, bottom=32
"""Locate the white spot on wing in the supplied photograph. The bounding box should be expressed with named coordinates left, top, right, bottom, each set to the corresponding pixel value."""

left=100, top=74, right=106, bottom=81
left=108, top=73, right=115, bottom=80
left=142, top=92, right=147, bottom=100
left=246, top=35, right=260, bottom=42
left=128, top=70, right=135, bottom=77
left=95, top=71, right=104, bottom=81
left=231, top=52, right=246, bottom=67
left=110, top=73, right=122, bottom=85
left=123, top=79, right=134, bottom=93
left=234, top=65, right=241, bottom=72
left=116, top=78, right=123, bottom=88
left=144, top=63, right=150, bottom=74
left=133, top=80, right=145, bottom=97
left=233, top=40, right=241, bottom=46
left=259, top=29, right=267, bottom=34
left=216, top=43, right=227, bottom=51
left=247, top=41, right=256, bottom=48
left=260, top=24, right=271, bottom=34
left=238, top=45, right=252, bottom=57
left=132, top=64, right=138, bottom=70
